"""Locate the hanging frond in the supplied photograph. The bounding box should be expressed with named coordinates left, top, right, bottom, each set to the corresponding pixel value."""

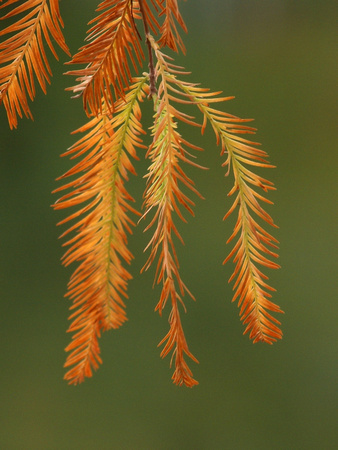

left=171, top=77, right=283, bottom=344
left=53, top=77, right=148, bottom=384
left=142, top=36, right=204, bottom=387
left=65, top=0, right=145, bottom=117
left=0, top=0, right=70, bottom=128
left=158, top=0, right=187, bottom=53
left=145, top=35, right=282, bottom=345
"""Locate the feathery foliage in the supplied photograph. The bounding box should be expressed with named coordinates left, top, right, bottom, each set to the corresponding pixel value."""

left=0, top=0, right=70, bottom=128
left=1, top=0, right=283, bottom=387
left=53, top=77, right=148, bottom=384
left=65, top=0, right=145, bottom=117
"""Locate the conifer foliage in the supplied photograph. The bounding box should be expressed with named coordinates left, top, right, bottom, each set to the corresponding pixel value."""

left=0, top=0, right=283, bottom=387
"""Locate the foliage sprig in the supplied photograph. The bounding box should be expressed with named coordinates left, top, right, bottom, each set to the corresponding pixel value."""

left=0, top=0, right=283, bottom=387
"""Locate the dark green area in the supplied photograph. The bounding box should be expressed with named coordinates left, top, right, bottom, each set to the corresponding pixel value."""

left=0, top=1, right=337, bottom=449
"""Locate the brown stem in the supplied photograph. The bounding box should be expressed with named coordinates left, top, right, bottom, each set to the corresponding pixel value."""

left=138, top=0, right=157, bottom=98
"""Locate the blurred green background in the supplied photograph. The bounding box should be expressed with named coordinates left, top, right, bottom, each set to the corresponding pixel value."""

left=0, top=1, right=337, bottom=449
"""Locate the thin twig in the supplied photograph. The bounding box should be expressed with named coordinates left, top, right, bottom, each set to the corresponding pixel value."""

left=138, top=0, right=157, bottom=99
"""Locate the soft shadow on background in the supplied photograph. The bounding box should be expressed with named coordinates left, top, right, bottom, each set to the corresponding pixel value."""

left=0, top=1, right=337, bottom=449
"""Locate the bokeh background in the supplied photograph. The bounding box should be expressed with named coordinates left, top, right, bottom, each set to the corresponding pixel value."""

left=0, top=1, right=337, bottom=449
